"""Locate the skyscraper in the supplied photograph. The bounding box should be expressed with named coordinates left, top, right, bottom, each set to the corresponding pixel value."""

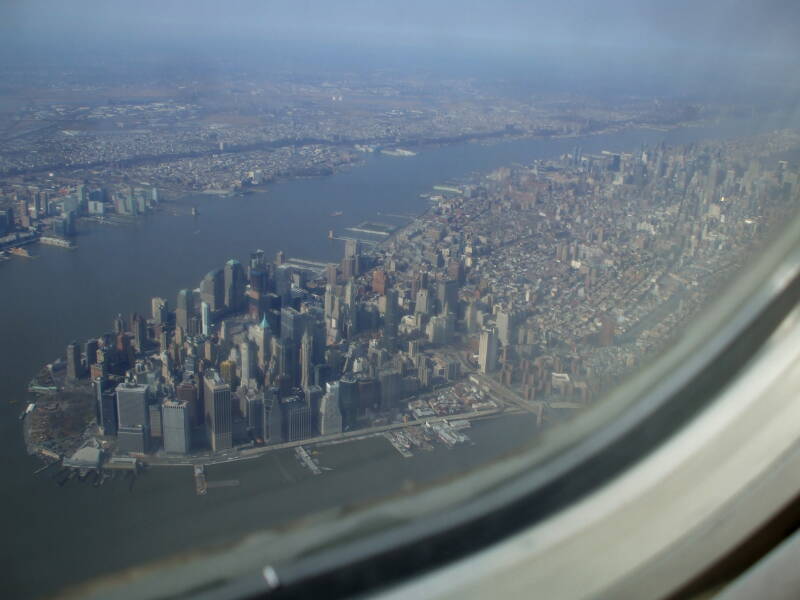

left=437, top=279, right=459, bottom=315
left=300, top=330, right=313, bottom=390
left=383, top=288, right=400, bottom=342
left=249, top=315, right=272, bottom=373
left=496, top=308, right=514, bottom=347
left=162, top=400, right=191, bottom=454
left=204, top=370, right=232, bottom=452
left=249, top=250, right=269, bottom=293
left=240, top=340, right=256, bottom=388
left=280, top=395, right=313, bottom=442
left=66, top=341, right=83, bottom=380
left=201, top=302, right=210, bottom=336
left=479, top=327, right=498, bottom=374
left=338, top=377, right=359, bottom=430
left=132, top=313, right=147, bottom=352
left=176, top=377, right=200, bottom=426
left=116, top=382, right=149, bottom=453
left=319, top=381, right=343, bottom=435
left=176, top=289, right=194, bottom=333
left=224, top=259, right=245, bottom=311
left=200, top=268, right=224, bottom=313
left=151, top=297, right=167, bottom=325
left=84, top=339, right=98, bottom=367
left=280, top=307, right=306, bottom=346
left=95, top=377, right=117, bottom=436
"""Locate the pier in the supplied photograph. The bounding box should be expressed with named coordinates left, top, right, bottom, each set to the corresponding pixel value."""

left=39, top=236, right=76, bottom=249
left=194, top=464, right=207, bottom=495
left=206, top=479, right=240, bottom=489
left=383, top=432, right=413, bottom=458
left=294, top=446, right=322, bottom=475
left=346, top=227, right=390, bottom=236
left=329, top=235, right=378, bottom=245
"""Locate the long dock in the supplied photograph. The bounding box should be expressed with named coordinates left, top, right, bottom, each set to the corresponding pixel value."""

left=194, top=464, right=207, bottom=495
left=206, top=479, right=240, bottom=489
left=383, top=432, right=413, bottom=458
left=346, top=227, right=390, bottom=236
left=294, top=446, right=322, bottom=475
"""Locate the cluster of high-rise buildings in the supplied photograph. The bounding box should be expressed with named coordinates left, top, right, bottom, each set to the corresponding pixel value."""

left=0, top=183, right=159, bottom=251
left=59, top=129, right=800, bottom=458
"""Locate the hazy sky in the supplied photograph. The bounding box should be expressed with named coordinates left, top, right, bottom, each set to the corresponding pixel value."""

left=0, top=0, right=797, bottom=99
left=1, top=0, right=797, bottom=58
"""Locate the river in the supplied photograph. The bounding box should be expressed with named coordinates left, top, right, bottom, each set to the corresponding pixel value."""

left=0, top=117, right=788, bottom=599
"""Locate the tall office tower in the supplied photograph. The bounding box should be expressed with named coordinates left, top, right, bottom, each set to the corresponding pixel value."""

left=263, top=388, right=282, bottom=443
left=275, top=250, right=285, bottom=266
left=113, top=313, right=127, bottom=335
left=204, top=369, right=232, bottom=452
left=274, top=264, right=292, bottom=304
left=200, top=268, right=224, bottom=313
left=379, top=370, right=402, bottom=410
left=338, top=376, right=359, bottom=430
left=342, top=238, right=361, bottom=279
left=280, top=307, right=306, bottom=346
left=415, top=288, right=431, bottom=316
left=17, top=197, right=30, bottom=228
left=84, top=339, right=99, bottom=366
left=426, top=314, right=448, bottom=345
left=437, top=279, right=459, bottom=315
left=319, top=381, right=343, bottom=435
left=149, top=404, right=163, bottom=444
left=344, top=280, right=355, bottom=307
left=325, top=263, right=338, bottom=286
left=249, top=249, right=266, bottom=270
left=162, top=400, right=191, bottom=454
left=176, top=377, right=200, bottom=425
left=76, top=183, right=87, bottom=205
left=116, top=382, right=149, bottom=453
left=132, top=313, right=147, bottom=352
left=201, top=302, right=210, bottom=336
left=224, top=259, right=245, bottom=311
left=66, top=341, right=83, bottom=380
left=275, top=339, right=298, bottom=390
left=479, top=327, right=499, bottom=374
left=95, top=377, right=117, bottom=435
left=151, top=297, right=168, bottom=325
left=341, top=256, right=356, bottom=280
left=249, top=250, right=268, bottom=293
left=176, top=289, right=194, bottom=333
left=383, top=289, right=400, bottom=343
left=280, top=396, right=313, bottom=442
left=308, top=308, right=327, bottom=365
left=0, top=208, right=12, bottom=236
left=465, top=301, right=479, bottom=333
left=324, top=284, right=336, bottom=319
left=219, top=359, right=238, bottom=391
left=496, top=308, right=513, bottom=347
left=240, top=340, right=256, bottom=388
left=300, top=331, right=313, bottom=390
left=344, top=238, right=361, bottom=262
left=249, top=316, right=272, bottom=373
left=246, top=390, right=266, bottom=439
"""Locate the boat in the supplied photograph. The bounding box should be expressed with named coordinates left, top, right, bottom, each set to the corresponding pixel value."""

left=191, top=206, right=199, bottom=216
left=18, top=402, right=35, bottom=421
left=9, top=247, right=32, bottom=258
left=330, top=211, right=343, bottom=217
